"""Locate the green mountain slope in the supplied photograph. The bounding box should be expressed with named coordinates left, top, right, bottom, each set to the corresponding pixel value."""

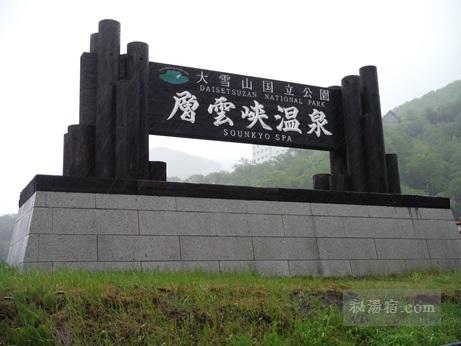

left=385, top=80, right=461, bottom=217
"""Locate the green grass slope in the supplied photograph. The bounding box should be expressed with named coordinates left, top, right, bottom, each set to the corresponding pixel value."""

left=1, top=264, right=460, bottom=345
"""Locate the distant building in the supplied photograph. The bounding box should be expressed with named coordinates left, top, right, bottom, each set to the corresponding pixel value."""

left=252, top=145, right=288, bottom=164
left=383, top=111, right=400, bottom=126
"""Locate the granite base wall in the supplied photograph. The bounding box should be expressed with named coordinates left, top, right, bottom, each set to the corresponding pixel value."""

left=7, top=191, right=461, bottom=276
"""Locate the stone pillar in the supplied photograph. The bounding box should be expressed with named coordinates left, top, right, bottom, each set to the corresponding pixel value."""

left=63, top=125, right=95, bottom=177
left=127, top=42, right=149, bottom=179
left=328, top=85, right=348, bottom=191
left=95, top=19, right=120, bottom=178
left=115, top=79, right=140, bottom=179
left=360, top=66, right=388, bottom=192
left=341, top=75, right=367, bottom=192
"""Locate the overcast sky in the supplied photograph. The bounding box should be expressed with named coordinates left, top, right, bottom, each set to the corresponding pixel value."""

left=0, top=0, right=460, bottom=215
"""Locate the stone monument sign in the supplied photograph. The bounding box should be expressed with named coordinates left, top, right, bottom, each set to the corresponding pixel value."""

left=7, top=20, right=461, bottom=275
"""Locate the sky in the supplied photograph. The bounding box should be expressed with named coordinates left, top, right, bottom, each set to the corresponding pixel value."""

left=0, top=0, right=460, bottom=215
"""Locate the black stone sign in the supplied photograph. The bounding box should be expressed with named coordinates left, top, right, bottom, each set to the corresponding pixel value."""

left=148, top=62, right=342, bottom=151
left=62, top=19, right=402, bottom=196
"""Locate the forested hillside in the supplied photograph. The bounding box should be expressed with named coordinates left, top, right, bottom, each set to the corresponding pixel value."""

left=177, top=80, right=461, bottom=218
left=386, top=80, right=461, bottom=217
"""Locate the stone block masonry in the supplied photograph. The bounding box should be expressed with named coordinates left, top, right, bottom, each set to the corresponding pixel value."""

left=8, top=191, right=461, bottom=276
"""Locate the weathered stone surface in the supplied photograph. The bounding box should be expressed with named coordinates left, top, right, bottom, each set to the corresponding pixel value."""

left=252, top=237, right=318, bottom=260
left=253, top=260, right=290, bottom=276
left=437, top=259, right=461, bottom=269
left=310, top=203, right=329, bottom=216
left=94, top=209, right=139, bottom=234
left=8, top=192, right=460, bottom=275
left=418, top=208, right=454, bottom=220
left=20, top=192, right=46, bottom=216
left=375, top=239, right=430, bottom=259
left=9, top=212, right=31, bottom=246
left=328, top=204, right=369, bottom=217
left=318, top=260, right=352, bottom=276
left=7, top=235, right=38, bottom=264
left=344, top=217, right=399, bottom=238
left=177, top=197, right=247, bottom=213
left=397, top=219, right=418, bottom=238
left=29, top=208, right=53, bottom=234
left=413, top=220, right=451, bottom=239
left=34, top=192, right=47, bottom=207
left=6, top=238, right=21, bottom=265
left=23, top=235, right=39, bottom=262
left=247, top=214, right=284, bottom=236
left=246, top=200, right=311, bottom=215
left=447, top=221, right=461, bottom=238
left=394, top=207, right=411, bottom=219
left=343, top=217, right=372, bottom=237
left=47, top=192, right=95, bottom=208
left=408, top=208, right=420, bottom=219
left=53, top=208, right=138, bottom=235
left=214, top=213, right=249, bottom=236
left=139, top=211, right=216, bottom=236
left=282, top=215, right=315, bottom=237
left=427, top=239, right=461, bottom=259
left=367, top=206, right=396, bottom=218
left=180, top=236, right=253, bottom=261
left=39, top=235, right=97, bottom=261
left=312, top=203, right=369, bottom=217
left=369, top=218, right=401, bottom=238
left=96, top=194, right=176, bottom=210
left=53, top=208, right=95, bottom=234
left=98, top=235, right=180, bottom=261
left=318, top=238, right=377, bottom=259
left=288, top=260, right=322, bottom=276
left=313, top=217, right=344, bottom=237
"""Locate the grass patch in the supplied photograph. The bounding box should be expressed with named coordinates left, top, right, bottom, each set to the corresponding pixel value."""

left=0, top=263, right=460, bottom=345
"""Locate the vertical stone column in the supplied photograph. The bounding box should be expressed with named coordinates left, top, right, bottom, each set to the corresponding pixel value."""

left=90, top=33, right=99, bottom=53
left=95, top=19, right=120, bottom=177
left=79, top=53, right=97, bottom=126
left=341, top=75, right=367, bottom=192
left=360, top=66, right=388, bottom=193
left=115, top=42, right=149, bottom=179
left=328, top=86, right=348, bottom=191
left=115, top=80, right=140, bottom=179
left=127, top=42, right=149, bottom=179
left=63, top=125, right=95, bottom=177
left=63, top=31, right=99, bottom=177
